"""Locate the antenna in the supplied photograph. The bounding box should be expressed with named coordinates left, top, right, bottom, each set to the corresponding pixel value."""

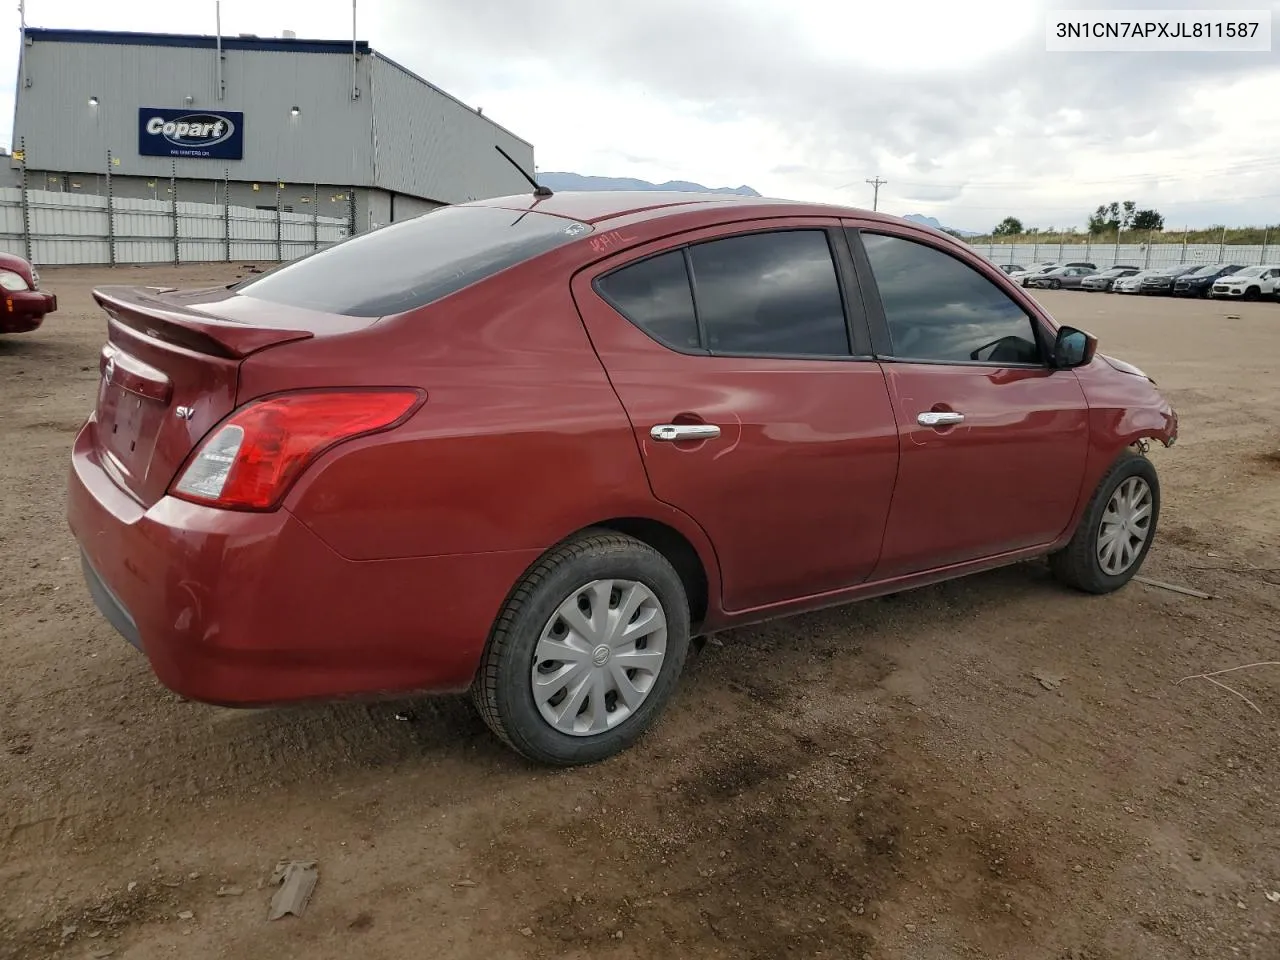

left=495, top=144, right=552, bottom=197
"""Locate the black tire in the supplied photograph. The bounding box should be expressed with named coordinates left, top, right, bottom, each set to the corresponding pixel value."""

left=1244, top=286, right=1260, bottom=301
left=472, top=529, right=691, bottom=766
left=1050, top=450, right=1160, bottom=594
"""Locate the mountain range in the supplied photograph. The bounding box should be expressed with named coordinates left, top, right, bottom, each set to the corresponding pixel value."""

left=901, top=213, right=980, bottom=237
left=536, top=172, right=760, bottom=197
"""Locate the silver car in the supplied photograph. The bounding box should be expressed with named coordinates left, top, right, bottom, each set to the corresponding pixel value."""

left=1114, top=269, right=1162, bottom=294
left=1028, top=265, right=1096, bottom=290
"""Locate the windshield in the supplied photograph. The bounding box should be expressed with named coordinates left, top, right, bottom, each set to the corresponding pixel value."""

left=1188, top=265, right=1222, bottom=277
left=1230, top=266, right=1264, bottom=278
left=233, top=205, right=592, bottom=317
left=1099, top=268, right=1126, bottom=277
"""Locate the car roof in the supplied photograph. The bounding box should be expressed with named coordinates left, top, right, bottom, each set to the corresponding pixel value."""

left=465, top=190, right=915, bottom=230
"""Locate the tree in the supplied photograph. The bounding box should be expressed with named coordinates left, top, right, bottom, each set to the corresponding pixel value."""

left=1132, top=208, right=1164, bottom=231
left=1087, top=200, right=1141, bottom=234
left=992, top=216, right=1024, bottom=236
left=1087, top=203, right=1116, bottom=233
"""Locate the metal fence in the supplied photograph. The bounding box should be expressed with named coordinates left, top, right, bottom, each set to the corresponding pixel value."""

left=973, top=239, right=1276, bottom=271
left=0, top=186, right=349, bottom=266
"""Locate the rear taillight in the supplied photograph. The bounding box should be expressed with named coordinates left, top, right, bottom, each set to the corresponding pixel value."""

left=170, top=389, right=424, bottom=510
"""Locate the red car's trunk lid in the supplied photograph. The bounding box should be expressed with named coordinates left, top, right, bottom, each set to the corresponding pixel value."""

left=90, top=285, right=320, bottom=508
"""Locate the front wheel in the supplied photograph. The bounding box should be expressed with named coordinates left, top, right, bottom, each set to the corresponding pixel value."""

left=472, top=530, right=691, bottom=766
left=1050, top=451, right=1160, bottom=594
left=1244, top=286, right=1261, bottom=301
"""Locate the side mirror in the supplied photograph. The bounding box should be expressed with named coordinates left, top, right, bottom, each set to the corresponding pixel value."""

left=1053, top=326, right=1097, bottom=369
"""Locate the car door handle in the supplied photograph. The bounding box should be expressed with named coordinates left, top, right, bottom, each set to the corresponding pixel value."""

left=651, top=423, right=721, bottom=442
left=917, top=411, right=965, bottom=427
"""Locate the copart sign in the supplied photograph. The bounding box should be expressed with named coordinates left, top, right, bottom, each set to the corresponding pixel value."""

left=138, top=108, right=244, bottom=159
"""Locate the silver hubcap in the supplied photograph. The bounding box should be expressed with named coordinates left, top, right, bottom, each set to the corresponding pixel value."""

left=531, top=579, right=667, bottom=737
left=1097, top=476, right=1153, bottom=576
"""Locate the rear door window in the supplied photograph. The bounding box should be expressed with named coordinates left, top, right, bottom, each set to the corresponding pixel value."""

left=688, top=230, right=851, bottom=357
left=595, top=229, right=854, bottom=358
left=233, top=205, right=590, bottom=317
left=595, top=250, right=700, bottom=351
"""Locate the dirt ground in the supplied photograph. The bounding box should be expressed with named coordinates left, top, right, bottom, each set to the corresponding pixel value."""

left=1, top=264, right=1277, bottom=960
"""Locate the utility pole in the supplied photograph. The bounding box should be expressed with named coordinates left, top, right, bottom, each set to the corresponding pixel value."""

left=865, top=177, right=887, bottom=212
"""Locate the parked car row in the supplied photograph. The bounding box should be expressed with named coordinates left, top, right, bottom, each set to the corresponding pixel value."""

left=1005, top=262, right=1099, bottom=287
left=995, top=259, right=1280, bottom=300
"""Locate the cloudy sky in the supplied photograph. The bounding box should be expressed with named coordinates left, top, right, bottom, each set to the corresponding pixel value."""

left=3, top=0, right=1279, bottom=231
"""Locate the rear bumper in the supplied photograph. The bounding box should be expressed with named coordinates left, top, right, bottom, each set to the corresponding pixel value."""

left=81, top=552, right=142, bottom=650
left=67, top=420, right=540, bottom=706
left=0, top=290, right=55, bottom=332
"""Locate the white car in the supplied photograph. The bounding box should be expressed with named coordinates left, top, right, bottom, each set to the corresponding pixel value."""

left=1114, top=269, right=1161, bottom=294
left=1209, top=264, right=1280, bottom=300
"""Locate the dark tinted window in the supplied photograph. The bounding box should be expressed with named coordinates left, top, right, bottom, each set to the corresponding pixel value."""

left=233, top=205, right=590, bottom=317
left=596, top=251, right=700, bottom=350
left=862, top=233, right=1042, bottom=365
left=688, top=230, right=850, bottom=356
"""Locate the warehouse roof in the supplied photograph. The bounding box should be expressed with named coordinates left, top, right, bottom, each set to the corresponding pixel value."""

left=22, top=27, right=532, bottom=148
left=24, top=27, right=372, bottom=55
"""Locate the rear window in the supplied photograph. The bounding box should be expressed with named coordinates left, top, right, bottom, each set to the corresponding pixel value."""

left=232, top=205, right=591, bottom=317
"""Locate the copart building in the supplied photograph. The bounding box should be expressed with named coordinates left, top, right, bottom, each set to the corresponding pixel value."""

left=10, top=27, right=536, bottom=233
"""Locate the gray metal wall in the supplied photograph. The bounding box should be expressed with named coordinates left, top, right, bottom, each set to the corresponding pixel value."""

left=18, top=171, right=359, bottom=216
left=370, top=57, right=535, bottom=204
left=390, top=193, right=441, bottom=222
left=14, top=38, right=376, bottom=186
left=13, top=34, right=537, bottom=210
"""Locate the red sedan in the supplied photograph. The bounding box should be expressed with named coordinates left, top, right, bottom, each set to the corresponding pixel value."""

left=0, top=252, right=57, bottom=333
left=67, top=190, right=1177, bottom=765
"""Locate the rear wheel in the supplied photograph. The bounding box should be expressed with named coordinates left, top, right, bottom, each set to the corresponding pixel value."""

left=472, top=530, right=691, bottom=766
left=1050, top=451, right=1159, bottom=594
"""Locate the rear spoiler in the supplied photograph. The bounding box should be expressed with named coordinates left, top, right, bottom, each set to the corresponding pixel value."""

left=93, top=286, right=313, bottom=359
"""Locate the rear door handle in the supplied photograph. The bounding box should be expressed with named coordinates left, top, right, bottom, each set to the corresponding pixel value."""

left=917, top=411, right=965, bottom=427
left=651, top=423, right=721, bottom=442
